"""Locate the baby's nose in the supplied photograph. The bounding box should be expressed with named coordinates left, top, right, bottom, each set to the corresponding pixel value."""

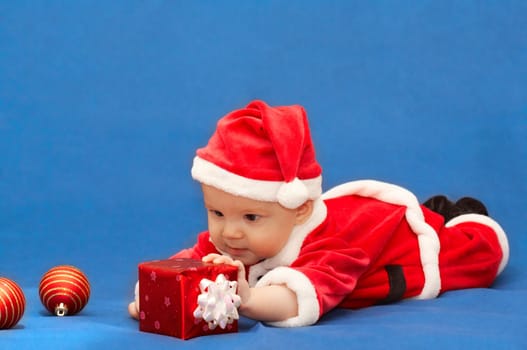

left=222, top=221, right=244, bottom=239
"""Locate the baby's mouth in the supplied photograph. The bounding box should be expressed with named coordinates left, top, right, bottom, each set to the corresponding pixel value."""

left=224, top=244, right=248, bottom=257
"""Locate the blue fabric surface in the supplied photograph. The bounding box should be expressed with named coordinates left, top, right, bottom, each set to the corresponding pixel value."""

left=1, top=1, right=526, bottom=349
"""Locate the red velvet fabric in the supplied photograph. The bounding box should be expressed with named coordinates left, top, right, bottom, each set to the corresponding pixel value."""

left=196, top=100, right=321, bottom=182
left=170, top=194, right=503, bottom=321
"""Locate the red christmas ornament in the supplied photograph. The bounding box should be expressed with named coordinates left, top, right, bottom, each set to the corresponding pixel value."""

left=0, top=277, right=26, bottom=329
left=39, top=265, right=90, bottom=316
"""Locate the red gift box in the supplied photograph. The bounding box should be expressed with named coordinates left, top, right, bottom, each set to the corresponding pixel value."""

left=138, top=258, right=240, bottom=340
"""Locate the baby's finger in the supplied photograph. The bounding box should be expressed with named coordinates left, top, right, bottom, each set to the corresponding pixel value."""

left=232, top=260, right=246, bottom=275
left=202, top=253, right=222, bottom=263
left=212, top=255, right=235, bottom=265
left=128, top=301, right=139, bottom=319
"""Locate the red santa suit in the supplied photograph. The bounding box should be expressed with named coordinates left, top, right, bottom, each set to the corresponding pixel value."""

left=172, top=180, right=509, bottom=327
left=169, top=100, right=509, bottom=327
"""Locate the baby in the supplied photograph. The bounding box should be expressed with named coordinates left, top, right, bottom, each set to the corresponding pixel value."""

left=129, top=100, right=509, bottom=327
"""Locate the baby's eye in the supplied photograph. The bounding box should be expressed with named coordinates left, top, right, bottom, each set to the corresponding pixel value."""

left=210, top=210, right=224, bottom=217
left=244, top=214, right=260, bottom=222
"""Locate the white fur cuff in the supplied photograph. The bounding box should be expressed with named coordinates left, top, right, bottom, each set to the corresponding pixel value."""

left=255, top=266, right=320, bottom=327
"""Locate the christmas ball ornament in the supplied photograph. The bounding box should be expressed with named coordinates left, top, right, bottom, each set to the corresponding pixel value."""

left=0, top=277, right=26, bottom=329
left=39, top=265, right=90, bottom=316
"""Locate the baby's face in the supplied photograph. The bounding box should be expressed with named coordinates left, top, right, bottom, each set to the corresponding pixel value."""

left=201, top=184, right=305, bottom=266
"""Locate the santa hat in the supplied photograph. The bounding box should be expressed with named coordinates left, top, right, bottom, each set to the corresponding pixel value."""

left=191, top=100, right=323, bottom=209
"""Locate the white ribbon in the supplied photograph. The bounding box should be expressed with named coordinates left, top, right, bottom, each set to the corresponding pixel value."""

left=193, top=274, right=241, bottom=330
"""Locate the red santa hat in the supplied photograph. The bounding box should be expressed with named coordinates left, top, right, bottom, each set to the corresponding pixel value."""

left=191, top=100, right=323, bottom=209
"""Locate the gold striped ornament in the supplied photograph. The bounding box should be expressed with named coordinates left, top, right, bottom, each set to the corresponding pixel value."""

left=39, top=265, right=90, bottom=316
left=0, top=277, right=25, bottom=329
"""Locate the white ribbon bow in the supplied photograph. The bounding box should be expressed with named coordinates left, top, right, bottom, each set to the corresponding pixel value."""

left=193, top=274, right=241, bottom=330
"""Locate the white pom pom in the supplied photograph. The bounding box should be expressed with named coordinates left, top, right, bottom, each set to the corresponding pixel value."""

left=276, top=178, right=309, bottom=209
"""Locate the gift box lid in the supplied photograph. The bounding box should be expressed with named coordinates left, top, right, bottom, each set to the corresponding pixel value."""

left=139, top=258, right=238, bottom=277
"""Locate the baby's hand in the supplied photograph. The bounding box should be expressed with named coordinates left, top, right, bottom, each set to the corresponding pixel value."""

left=203, top=254, right=298, bottom=322
left=128, top=281, right=140, bottom=320
left=202, top=254, right=250, bottom=304
left=128, top=301, right=139, bottom=319
left=202, top=253, right=239, bottom=267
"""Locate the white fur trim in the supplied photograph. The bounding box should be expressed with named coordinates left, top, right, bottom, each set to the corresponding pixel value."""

left=191, top=156, right=322, bottom=209
left=247, top=198, right=327, bottom=286
left=322, top=180, right=442, bottom=299
left=255, top=267, right=320, bottom=327
left=277, top=177, right=310, bottom=209
left=445, top=214, right=509, bottom=275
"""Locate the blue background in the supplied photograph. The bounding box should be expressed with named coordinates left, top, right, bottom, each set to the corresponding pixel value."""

left=1, top=1, right=526, bottom=349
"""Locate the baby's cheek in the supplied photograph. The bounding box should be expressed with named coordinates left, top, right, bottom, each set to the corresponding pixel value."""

left=251, top=237, right=284, bottom=258
left=207, top=224, right=221, bottom=240
left=208, top=234, right=222, bottom=249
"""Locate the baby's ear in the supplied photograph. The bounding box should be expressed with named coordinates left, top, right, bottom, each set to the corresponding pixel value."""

left=295, top=200, right=314, bottom=225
